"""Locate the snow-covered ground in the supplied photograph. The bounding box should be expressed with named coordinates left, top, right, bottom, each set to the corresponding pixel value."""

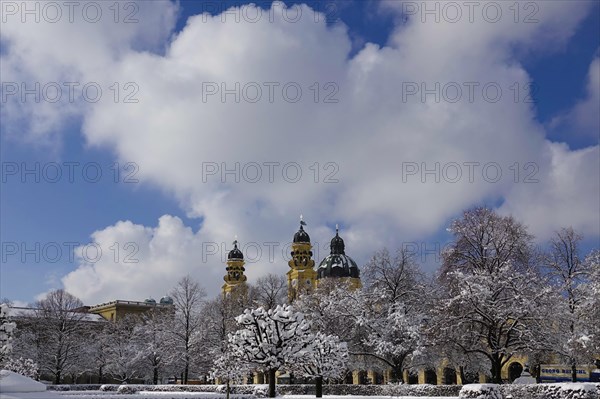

left=7, top=395, right=459, bottom=399
left=282, top=396, right=458, bottom=399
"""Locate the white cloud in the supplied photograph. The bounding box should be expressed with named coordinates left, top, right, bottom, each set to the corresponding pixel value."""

left=550, top=55, right=600, bottom=139
left=1, top=1, right=598, bottom=302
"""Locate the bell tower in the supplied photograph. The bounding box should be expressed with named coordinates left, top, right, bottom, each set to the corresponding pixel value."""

left=287, top=215, right=318, bottom=302
left=222, top=239, right=247, bottom=296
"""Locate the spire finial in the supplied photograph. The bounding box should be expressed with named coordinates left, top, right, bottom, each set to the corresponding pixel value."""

left=300, top=214, right=307, bottom=226
left=233, top=235, right=238, bottom=247
left=336, top=223, right=339, bottom=233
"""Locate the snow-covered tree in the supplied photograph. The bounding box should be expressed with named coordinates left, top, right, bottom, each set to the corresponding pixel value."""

left=354, top=290, right=425, bottom=383
left=3, top=357, right=39, bottom=379
left=228, top=305, right=312, bottom=398
left=83, top=325, right=111, bottom=383
left=0, top=303, right=17, bottom=365
left=211, top=347, right=251, bottom=399
left=358, top=248, right=428, bottom=381
left=580, top=250, right=600, bottom=359
left=293, top=279, right=357, bottom=343
left=250, top=274, right=287, bottom=310
left=201, top=288, right=251, bottom=373
left=104, top=314, right=143, bottom=383
left=362, top=248, right=423, bottom=304
left=169, top=275, right=207, bottom=383
left=295, top=260, right=427, bottom=384
left=436, top=207, right=553, bottom=383
left=27, top=290, right=89, bottom=384
left=134, top=309, right=173, bottom=384
left=292, top=333, right=348, bottom=397
left=544, top=228, right=593, bottom=381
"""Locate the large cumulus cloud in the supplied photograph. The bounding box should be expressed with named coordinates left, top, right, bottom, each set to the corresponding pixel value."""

left=2, top=1, right=598, bottom=302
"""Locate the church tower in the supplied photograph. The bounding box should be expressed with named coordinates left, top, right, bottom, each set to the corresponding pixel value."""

left=222, top=239, right=247, bottom=296
left=287, top=216, right=317, bottom=302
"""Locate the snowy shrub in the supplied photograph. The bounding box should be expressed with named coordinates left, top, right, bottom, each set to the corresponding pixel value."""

left=460, top=384, right=504, bottom=399
left=499, top=383, right=599, bottom=399
left=0, top=303, right=16, bottom=364
left=544, top=383, right=598, bottom=399
left=252, top=384, right=273, bottom=398
left=117, top=384, right=139, bottom=394
left=2, top=357, right=39, bottom=380
left=215, top=384, right=227, bottom=393
left=99, top=384, right=119, bottom=391
left=501, top=384, right=547, bottom=399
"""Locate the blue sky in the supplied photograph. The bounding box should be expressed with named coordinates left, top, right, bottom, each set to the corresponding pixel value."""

left=1, top=0, right=599, bottom=305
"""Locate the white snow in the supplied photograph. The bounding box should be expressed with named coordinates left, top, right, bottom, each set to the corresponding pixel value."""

left=0, top=370, right=47, bottom=393
left=512, top=370, right=536, bottom=384
left=460, top=384, right=498, bottom=392
left=552, top=383, right=598, bottom=392
left=282, top=396, right=458, bottom=399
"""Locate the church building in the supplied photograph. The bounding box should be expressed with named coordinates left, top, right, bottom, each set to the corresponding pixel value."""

left=221, top=217, right=361, bottom=300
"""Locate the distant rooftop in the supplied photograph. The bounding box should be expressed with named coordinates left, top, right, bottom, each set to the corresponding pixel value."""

left=88, top=299, right=174, bottom=311
left=7, top=306, right=106, bottom=322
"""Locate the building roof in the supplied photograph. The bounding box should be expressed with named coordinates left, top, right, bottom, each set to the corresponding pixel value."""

left=7, top=306, right=106, bottom=322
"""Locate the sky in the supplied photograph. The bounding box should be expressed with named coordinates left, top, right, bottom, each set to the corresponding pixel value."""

left=1, top=0, right=599, bottom=306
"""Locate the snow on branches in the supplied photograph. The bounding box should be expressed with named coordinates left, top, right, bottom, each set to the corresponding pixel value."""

left=293, top=332, right=348, bottom=379
left=228, top=305, right=312, bottom=397
left=0, top=303, right=17, bottom=364
left=437, top=207, right=554, bottom=383
left=229, top=305, right=312, bottom=371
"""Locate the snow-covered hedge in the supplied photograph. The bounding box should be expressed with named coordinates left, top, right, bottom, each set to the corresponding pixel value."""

left=48, top=384, right=110, bottom=391
left=89, top=384, right=459, bottom=397
left=460, top=384, right=503, bottom=399
left=47, top=383, right=600, bottom=398
left=98, top=384, right=120, bottom=391
left=83, top=383, right=462, bottom=396
left=501, top=383, right=599, bottom=399
left=536, top=383, right=597, bottom=399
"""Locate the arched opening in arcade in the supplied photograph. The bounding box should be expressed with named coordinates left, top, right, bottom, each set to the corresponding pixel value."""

left=424, top=369, right=437, bottom=385
left=407, top=371, right=419, bottom=384
left=443, top=367, right=457, bottom=385
left=508, top=362, right=524, bottom=382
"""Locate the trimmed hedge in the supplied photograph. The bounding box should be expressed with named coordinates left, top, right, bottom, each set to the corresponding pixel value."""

left=92, top=383, right=460, bottom=397
left=462, top=383, right=599, bottom=399
left=48, top=382, right=600, bottom=399
left=47, top=384, right=105, bottom=391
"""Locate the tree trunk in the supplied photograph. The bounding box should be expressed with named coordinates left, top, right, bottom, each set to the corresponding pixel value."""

left=226, top=380, right=230, bottom=399
left=490, top=356, right=503, bottom=384
left=572, top=363, right=577, bottom=382
left=315, top=376, right=323, bottom=398
left=268, top=369, right=277, bottom=398
left=154, top=367, right=159, bottom=385
left=184, top=364, right=189, bottom=384
left=55, top=371, right=61, bottom=385
left=459, top=366, right=466, bottom=385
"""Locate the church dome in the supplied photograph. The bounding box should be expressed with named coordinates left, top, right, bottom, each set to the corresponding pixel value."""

left=159, top=296, right=173, bottom=305
left=228, top=240, right=244, bottom=260
left=317, top=254, right=360, bottom=279
left=317, top=226, right=360, bottom=279
left=293, top=225, right=310, bottom=243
